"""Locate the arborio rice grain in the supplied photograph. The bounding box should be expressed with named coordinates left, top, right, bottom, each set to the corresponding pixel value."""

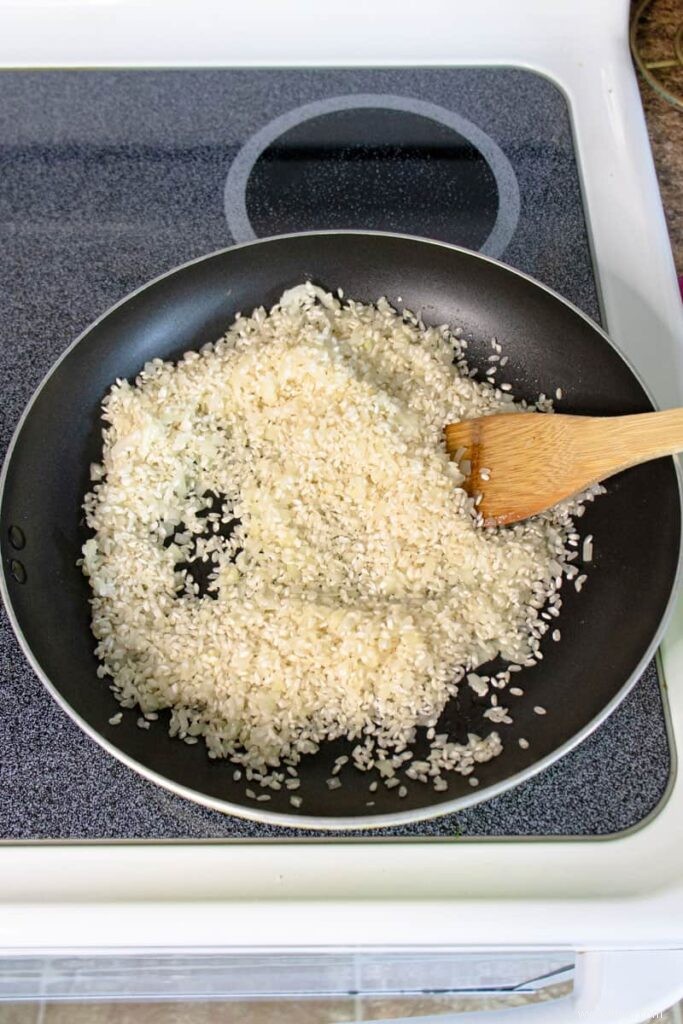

left=81, top=283, right=598, bottom=796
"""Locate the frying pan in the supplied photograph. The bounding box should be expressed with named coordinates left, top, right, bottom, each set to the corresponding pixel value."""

left=1, top=231, right=680, bottom=829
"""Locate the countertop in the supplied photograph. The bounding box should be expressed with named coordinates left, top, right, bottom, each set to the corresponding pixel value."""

left=633, top=0, right=683, bottom=275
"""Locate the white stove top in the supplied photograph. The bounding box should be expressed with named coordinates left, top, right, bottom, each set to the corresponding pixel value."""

left=0, top=0, right=682, bottom=1019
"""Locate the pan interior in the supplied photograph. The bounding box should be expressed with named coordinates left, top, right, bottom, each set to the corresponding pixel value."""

left=1, top=233, right=679, bottom=824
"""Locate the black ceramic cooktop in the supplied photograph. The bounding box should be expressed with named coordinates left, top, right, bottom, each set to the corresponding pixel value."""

left=0, top=67, right=671, bottom=839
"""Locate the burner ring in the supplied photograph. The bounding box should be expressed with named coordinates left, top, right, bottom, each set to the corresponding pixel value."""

left=224, top=93, right=520, bottom=259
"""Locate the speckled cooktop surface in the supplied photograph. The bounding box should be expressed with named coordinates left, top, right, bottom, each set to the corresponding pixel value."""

left=0, top=68, right=673, bottom=839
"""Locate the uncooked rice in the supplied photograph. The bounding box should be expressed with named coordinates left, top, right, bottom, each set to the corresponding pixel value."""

left=81, top=282, right=598, bottom=798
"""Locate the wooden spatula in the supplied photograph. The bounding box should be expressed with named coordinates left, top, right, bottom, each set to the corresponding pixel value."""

left=444, top=410, right=683, bottom=526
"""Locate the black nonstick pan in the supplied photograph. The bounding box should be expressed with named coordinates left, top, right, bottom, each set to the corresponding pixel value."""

left=1, top=231, right=680, bottom=829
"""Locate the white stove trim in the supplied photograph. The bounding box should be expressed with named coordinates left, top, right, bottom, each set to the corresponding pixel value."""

left=0, top=3, right=682, bottom=999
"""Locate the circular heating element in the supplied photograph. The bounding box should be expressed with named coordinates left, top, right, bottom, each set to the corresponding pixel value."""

left=224, top=95, right=520, bottom=258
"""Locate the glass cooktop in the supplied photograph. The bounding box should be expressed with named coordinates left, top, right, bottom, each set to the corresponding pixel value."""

left=0, top=67, right=672, bottom=840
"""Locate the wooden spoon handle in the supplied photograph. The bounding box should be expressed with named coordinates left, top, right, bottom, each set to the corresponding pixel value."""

left=567, top=409, right=683, bottom=482
left=445, top=408, right=683, bottom=526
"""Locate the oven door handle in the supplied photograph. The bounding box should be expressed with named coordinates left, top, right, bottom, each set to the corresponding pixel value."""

left=364, top=949, right=683, bottom=1024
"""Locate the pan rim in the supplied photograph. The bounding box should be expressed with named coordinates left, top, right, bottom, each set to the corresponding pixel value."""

left=1, top=228, right=681, bottom=832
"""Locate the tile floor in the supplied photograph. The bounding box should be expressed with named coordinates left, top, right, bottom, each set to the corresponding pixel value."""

left=0, top=997, right=682, bottom=1023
